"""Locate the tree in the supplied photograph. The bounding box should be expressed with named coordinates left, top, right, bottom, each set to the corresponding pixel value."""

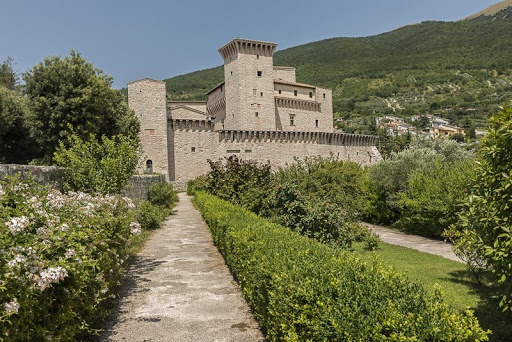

left=0, top=57, right=18, bottom=90
left=0, top=85, right=34, bottom=163
left=54, top=133, right=141, bottom=194
left=445, top=105, right=512, bottom=310
left=24, top=51, right=139, bottom=162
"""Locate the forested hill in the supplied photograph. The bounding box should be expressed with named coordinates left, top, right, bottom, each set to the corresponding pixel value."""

left=163, top=7, right=512, bottom=131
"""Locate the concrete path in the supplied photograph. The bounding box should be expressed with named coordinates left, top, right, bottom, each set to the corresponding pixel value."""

left=100, top=193, right=263, bottom=342
left=361, top=222, right=463, bottom=263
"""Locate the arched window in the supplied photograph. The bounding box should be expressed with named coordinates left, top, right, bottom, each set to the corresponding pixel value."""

left=146, top=160, right=153, bottom=173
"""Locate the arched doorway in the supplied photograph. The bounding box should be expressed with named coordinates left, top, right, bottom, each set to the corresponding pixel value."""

left=146, top=160, right=153, bottom=173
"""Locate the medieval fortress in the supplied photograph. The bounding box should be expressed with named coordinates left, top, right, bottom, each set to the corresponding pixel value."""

left=128, top=38, right=381, bottom=182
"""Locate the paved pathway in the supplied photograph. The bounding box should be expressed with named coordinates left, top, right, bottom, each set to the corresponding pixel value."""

left=361, top=222, right=463, bottom=263
left=101, top=193, right=263, bottom=342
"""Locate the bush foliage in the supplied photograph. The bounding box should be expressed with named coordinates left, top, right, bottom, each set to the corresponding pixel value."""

left=445, top=105, right=512, bottom=310
left=54, top=133, right=140, bottom=195
left=194, top=192, right=489, bottom=341
left=0, top=176, right=142, bottom=340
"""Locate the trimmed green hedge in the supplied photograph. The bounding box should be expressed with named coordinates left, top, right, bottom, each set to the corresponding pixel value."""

left=195, top=192, right=489, bottom=341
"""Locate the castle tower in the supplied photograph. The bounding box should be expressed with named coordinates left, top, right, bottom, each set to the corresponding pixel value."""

left=218, top=39, right=277, bottom=131
left=127, top=79, right=171, bottom=180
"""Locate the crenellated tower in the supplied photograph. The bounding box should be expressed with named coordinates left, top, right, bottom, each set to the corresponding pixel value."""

left=218, top=39, right=277, bottom=131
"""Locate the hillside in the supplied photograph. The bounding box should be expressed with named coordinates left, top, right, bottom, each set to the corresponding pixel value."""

left=464, top=0, right=512, bottom=19
left=163, top=8, right=512, bottom=133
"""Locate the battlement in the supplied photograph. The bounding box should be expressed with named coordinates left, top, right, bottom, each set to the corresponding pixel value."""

left=219, top=38, right=277, bottom=60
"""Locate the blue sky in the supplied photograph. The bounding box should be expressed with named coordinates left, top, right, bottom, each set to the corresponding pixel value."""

left=0, top=0, right=501, bottom=88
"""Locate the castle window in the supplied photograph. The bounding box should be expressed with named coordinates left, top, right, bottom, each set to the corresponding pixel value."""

left=230, top=71, right=233, bottom=76
left=309, top=91, right=313, bottom=98
left=278, top=89, right=282, bottom=94
left=257, top=71, right=262, bottom=77
left=245, top=149, right=252, bottom=153
left=323, top=93, right=326, bottom=99
left=256, top=55, right=259, bottom=59
left=191, top=147, right=196, bottom=152
left=146, top=160, right=153, bottom=173
left=294, top=90, right=298, bottom=96
left=255, top=112, right=259, bottom=117
left=253, top=89, right=257, bottom=96
left=290, top=115, right=295, bottom=126
left=220, top=85, right=223, bottom=92
left=260, top=92, right=263, bottom=97
left=315, top=119, right=319, bottom=127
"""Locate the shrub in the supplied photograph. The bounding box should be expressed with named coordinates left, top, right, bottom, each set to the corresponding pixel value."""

left=194, top=192, right=489, bottom=341
left=54, top=133, right=140, bottom=195
left=394, top=159, right=477, bottom=238
left=186, top=175, right=207, bottom=195
left=365, top=137, right=475, bottom=224
left=275, top=157, right=368, bottom=220
left=0, top=176, right=141, bottom=340
left=445, top=105, right=512, bottom=310
left=136, top=200, right=165, bottom=230
left=148, top=182, right=178, bottom=211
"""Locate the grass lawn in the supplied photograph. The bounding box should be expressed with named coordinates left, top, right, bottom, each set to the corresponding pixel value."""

left=351, top=242, right=512, bottom=342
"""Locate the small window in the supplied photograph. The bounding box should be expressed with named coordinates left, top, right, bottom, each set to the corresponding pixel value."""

left=245, top=149, right=252, bottom=153
left=230, top=71, right=233, bottom=76
left=309, top=91, right=313, bottom=98
left=191, top=147, right=196, bottom=152
left=255, top=112, right=259, bottom=117
left=290, top=117, right=295, bottom=126
left=257, top=71, right=262, bottom=77
left=294, top=90, right=298, bottom=96
left=253, top=89, right=257, bottom=95
left=146, top=160, right=153, bottom=173
left=220, top=85, right=223, bottom=92
left=315, top=120, right=319, bottom=127
left=323, top=93, right=326, bottom=99
left=260, top=92, right=263, bottom=97
left=278, top=89, right=282, bottom=94
left=256, top=55, right=259, bottom=60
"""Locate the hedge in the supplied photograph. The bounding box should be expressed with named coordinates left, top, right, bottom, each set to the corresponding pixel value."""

left=194, top=192, right=489, bottom=341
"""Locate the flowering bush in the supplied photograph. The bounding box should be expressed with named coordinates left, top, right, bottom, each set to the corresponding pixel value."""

left=0, top=175, right=141, bottom=340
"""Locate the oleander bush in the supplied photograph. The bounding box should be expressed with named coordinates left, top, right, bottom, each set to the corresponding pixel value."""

left=186, top=175, right=207, bottom=195
left=0, top=176, right=142, bottom=341
left=194, top=192, right=489, bottom=341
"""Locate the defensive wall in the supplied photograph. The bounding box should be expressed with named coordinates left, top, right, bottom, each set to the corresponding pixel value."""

left=169, top=119, right=381, bottom=183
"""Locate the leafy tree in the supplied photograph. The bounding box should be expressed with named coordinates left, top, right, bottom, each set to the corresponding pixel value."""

left=24, top=51, right=139, bottom=162
left=0, top=85, right=34, bottom=163
left=445, top=106, right=512, bottom=310
left=54, top=133, right=140, bottom=194
left=0, top=57, right=18, bottom=90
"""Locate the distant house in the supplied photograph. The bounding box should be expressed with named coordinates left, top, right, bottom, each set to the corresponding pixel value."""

left=429, top=124, right=466, bottom=138
left=377, top=114, right=465, bottom=139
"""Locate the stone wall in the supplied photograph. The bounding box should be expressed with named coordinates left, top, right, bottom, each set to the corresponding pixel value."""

left=0, top=164, right=65, bottom=190
left=0, top=164, right=165, bottom=201
left=169, top=121, right=381, bottom=183
left=120, top=174, right=165, bottom=201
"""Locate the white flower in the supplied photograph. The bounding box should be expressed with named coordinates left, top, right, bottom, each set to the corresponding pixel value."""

left=5, top=216, right=30, bottom=235
left=36, top=266, right=68, bottom=291
left=130, top=221, right=141, bottom=235
left=46, top=192, right=65, bottom=209
left=0, top=184, right=4, bottom=197
left=3, top=299, right=19, bottom=314
left=64, top=249, right=76, bottom=259
left=7, top=254, right=27, bottom=268
left=123, top=197, right=136, bottom=210
left=59, top=223, right=69, bottom=232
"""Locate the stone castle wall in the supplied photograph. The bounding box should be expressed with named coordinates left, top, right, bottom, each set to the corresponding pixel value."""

left=169, top=120, right=381, bottom=182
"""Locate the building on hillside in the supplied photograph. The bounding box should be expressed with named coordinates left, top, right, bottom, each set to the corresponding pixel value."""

left=379, top=114, right=466, bottom=139
left=128, top=38, right=381, bottom=184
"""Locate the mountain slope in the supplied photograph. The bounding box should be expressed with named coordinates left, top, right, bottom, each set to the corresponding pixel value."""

left=164, top=10, right=512, bottom=132
left=464, top=0, right=512, bottom=19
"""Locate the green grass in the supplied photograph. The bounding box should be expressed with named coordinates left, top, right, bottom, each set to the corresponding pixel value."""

left=352, top=241, right=512, bottom=341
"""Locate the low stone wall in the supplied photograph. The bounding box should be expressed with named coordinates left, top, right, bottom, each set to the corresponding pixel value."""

left=0, top=164, right=65, bottom=190
left=0, top=164, right=165, bottom=201
left=121, top=174, right=165, bottom=201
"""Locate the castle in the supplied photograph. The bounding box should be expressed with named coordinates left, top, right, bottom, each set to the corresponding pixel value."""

left=128, top=38, right=381, bottom=183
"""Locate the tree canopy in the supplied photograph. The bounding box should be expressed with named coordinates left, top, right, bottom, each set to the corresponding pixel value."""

left=23, top=51, right=139, bottom=162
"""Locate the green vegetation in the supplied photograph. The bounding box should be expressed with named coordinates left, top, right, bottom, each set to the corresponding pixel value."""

left=202, top=156, right=371, bottom=248
left=365, top=138, right=476, bottom=238
left=54, top=133, right=140, bottom=194
left=162, top=8, right=512, bottom=132
left=446, top=105, right=512, bottom=311
left=194, top=192, right=488, bottom=341
left=353, top=242, right=512, bottom=342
